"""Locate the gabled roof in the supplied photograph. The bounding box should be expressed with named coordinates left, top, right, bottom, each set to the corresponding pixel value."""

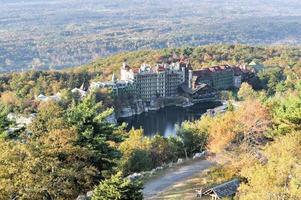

left=80, top=81, right=89, bottom=91
left=202, top=179, right=240, bottom=199
left=193, top=65, right=234, bottom=77
left=249, top=60, right=258, bottom=66
left=180, top=83, right=215, bottom=95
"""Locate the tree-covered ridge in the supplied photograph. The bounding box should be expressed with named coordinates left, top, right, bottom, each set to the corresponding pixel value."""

left=0, top=44, right=300, bottom=117
left=75, top=44, right=301, bottom=78
left=2, top=44, right=301, bottom=93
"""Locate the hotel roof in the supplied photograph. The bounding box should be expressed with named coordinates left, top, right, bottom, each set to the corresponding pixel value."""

left=193, top=65, right=247, bottom=77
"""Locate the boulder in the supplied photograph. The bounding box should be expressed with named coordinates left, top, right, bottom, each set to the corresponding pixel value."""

left=76, top=195, right=88, bottom=200
left=177, top=158, right=183, bottom=164
left=193, top=151, right=207, bottom=159
left=128, top=172, right=142, bottom=180
left=86, top=191, right=93, bottom=198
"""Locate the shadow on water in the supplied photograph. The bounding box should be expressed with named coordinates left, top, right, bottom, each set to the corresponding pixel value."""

left=118, top=101, right=222, bottom=137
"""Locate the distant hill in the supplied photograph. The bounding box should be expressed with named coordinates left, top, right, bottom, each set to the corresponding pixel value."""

left=0, top=0, right=301, bottom=72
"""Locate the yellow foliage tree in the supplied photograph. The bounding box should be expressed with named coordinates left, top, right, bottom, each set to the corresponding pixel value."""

left=119, top=128, right=151, bottom=156
left=0, top=129, right=98, bottom=200
left=195, top=100, right=270, bottom=153
left=0, top=91, right=20, bottom=108
left=238, top=132, right=301, bottom=200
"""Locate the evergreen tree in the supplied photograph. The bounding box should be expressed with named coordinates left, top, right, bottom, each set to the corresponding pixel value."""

left=92, top=172, right=143, bottom=200
left=67, top=94, right=124, bottom=177
left=272, top=94, right=301, bottom=136
left=0, top=103, right=10, bottom=138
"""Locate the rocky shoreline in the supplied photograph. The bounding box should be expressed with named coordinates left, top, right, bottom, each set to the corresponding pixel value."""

left=116, top=97, right=196, bottom=119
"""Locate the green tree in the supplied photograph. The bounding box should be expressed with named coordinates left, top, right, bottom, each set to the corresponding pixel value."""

left=258, top=68, right=285, bottom=96
left=0, top=103, right=10, bottom=138
left=176, top=123, right=208, bottom=158
left=92, top=172, right=143, bottom=200
left=67, top=95, right=124, bottom=178
left=183, top=47, right=193, bottom=57
left=167, top=136, right=186, bottom=159
left=121, top=149, right=153, bottom=175
left=272, top=94, right=301, bottom=136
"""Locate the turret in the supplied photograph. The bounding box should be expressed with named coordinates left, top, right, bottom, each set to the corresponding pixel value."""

left=112, top=73, right=117, bottom=83
left=122, top=59, right=129, bottom=69
left=79, top=81, right=89, bottom=91
left=188, top=70, right=193, bottom=89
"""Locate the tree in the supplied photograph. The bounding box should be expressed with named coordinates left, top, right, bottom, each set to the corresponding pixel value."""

left=0, top=129, right=99, bottom=200
left=176, top=122, right=208, bottom=158
left=183, top=47, right=193, bottom=57
left=237, top=83, right=256, bottom=100
left=119, top=129, right=152, bottom=174
left=121, top=149, right=153, bottom=175
left=149, top=135, right=177, bottom=167
left=29, top=101, right=68, bottom=138
left=258, top=68, right=285, bottom=96
left=0, top=103, right=10, bottom=138
left=119, top=129, right=150, bottom=157
left=67, top=95, right=124, bottom=178
left=92, top=172, right=143, bottom=200
left=166, top=136, right=186, bottom=159
left=271, top=94, right=301, bottom=136
left=238, top=132, right=301, bottom=200
left=0, top=91, right=19, bottom=109
left=194, top=100, right=270, bottom=153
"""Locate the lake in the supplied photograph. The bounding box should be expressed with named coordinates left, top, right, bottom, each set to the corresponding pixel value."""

left=118, top=101, right=222, bottom=137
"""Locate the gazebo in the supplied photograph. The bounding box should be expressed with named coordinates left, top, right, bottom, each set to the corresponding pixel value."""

left=199, top=179, right=240, bottom=200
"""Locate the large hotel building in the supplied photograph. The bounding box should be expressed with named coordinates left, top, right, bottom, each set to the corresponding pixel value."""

left=91, top=60, right=254, bottom=102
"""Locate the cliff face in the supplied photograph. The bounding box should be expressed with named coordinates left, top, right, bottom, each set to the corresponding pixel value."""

left=116, top=97, right=192, bottom=119
left=118, top=100, right=149, bottom=118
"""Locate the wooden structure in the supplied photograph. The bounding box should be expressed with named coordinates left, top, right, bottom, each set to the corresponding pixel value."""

left=199, top=179, right=240, bottom=200
left=179, top=83, right=217, bottom=100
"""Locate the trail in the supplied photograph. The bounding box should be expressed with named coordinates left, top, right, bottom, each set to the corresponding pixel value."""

left=143, top=159, right=215, bottom=199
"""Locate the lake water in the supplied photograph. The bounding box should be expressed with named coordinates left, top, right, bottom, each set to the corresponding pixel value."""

left=118, top=101, right=222, bottom=137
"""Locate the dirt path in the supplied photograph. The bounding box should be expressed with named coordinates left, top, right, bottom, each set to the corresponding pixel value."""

left=143, top=159, right=215, bottom=199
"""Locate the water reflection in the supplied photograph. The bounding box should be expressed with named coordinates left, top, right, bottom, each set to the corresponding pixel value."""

left=118, top=101, right=221, bottom=137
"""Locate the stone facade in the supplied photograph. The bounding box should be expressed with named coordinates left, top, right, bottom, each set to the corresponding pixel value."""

left=121, top=62, right=188, bottom=101
left=134, top=63, right=186, bottom=101
left=91, top=62, right=252, bottom=102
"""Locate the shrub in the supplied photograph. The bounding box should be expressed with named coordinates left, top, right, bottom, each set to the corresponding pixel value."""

left=121, top=149, right=153, bottom=175
left=150, top=135, right=177, bottom=167
left=92, top=172, right=143, bottom=200
left=176, top=124, right=208, bottom=158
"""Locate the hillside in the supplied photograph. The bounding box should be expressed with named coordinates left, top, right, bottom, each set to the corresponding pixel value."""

left=1, top=44, right=300, bottom=114
left=73, top=44, right=301, bottom=81
left=1, top=43, right=301, bottom=199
